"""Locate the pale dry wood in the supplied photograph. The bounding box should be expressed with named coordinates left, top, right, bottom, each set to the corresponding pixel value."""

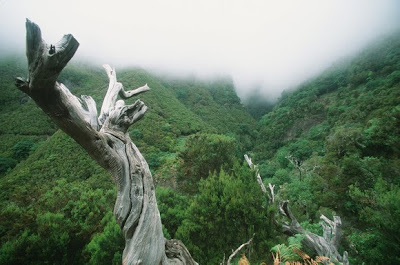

left=268, top=183, right=275, bottom=204
left=221, top=234, right=254, bottom=265
left=16, top=19, right=196, bottom=265
left=244, top=154, right=273, bottom=203
left=98, top=64, right=150, bottom=126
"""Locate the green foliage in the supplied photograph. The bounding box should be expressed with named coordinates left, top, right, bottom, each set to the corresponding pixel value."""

left=0, top=129, right=114, bottom=264
left=347, top=229, right=386, bottom=265
left=177, top=133, right=237, bottom=192
left=0, top=157, right=16, bottom=175
left=12, top=140, right=35, bottom=161
left=348, top=178, right=400, bottom=264
left=0, top=55, right=27, bottom=113
left=163, top=77, right=256, bottom=134
left=286, top=139, right=314, bottom=162
left=254, top=32, right=400, bottom=264
left=271, top=234, right=305, bottom=262
left=85, top=212, right=124, bottom=265
left=156, top=186, right=190, bottom=238
left=326, top=125, right=364, bottom=158
left=176, top=162, right=272, bottom=265
left=162, top=76, right=258, bottom=151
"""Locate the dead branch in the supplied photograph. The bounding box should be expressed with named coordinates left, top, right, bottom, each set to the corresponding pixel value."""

left=244, top=154, right=349, bottom=264
left=222, top=233, right=255, bottom=265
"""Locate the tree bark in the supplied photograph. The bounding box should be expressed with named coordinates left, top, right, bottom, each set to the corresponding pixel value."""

left=16, top=19, right=197, bottom=265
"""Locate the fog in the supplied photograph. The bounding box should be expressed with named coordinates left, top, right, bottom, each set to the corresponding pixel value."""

left=1, top=0, right=399, bottom=101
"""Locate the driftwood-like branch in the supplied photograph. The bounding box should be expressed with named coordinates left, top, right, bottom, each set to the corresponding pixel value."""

left=98, top=64, right=150, bottom=126
left=221, top=234, right=254, bottom=265
left=244, top=154, right=273, bottom=201
left=17, top=19, right=196, bottom=265
left=267, top=183, right=275, bottom=204
left=244, top=154, right=349, bottom=265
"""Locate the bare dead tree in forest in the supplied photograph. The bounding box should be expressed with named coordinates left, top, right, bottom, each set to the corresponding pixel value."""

left=15, top=19, right=197, bottom=265
left=244, top=155, right=349, bottom=265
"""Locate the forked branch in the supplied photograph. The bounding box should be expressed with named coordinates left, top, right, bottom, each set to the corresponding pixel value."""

left=99, top=64, right=150, bottom=126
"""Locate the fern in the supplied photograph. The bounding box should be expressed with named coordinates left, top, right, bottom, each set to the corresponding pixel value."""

left=270, top=234, right=304, bottom=262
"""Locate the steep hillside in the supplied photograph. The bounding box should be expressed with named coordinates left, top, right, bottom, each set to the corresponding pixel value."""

left=256, top=33, right=400, bottom=159
left=0, top=56, right=57, bottom=175
left=161, top=76, right=259, bottom=151
left=254, top=32, right=400, bottom=264
left=0, top=56, right=256, bottom=264
left=0, top=56, right=256, bottom=175
left=161, top=76, right=257, bottom=134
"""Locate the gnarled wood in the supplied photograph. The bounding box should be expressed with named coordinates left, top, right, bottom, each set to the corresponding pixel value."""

left=16, top=19, right=197, bottom=265
left=165, top=239, right=198, bottom=265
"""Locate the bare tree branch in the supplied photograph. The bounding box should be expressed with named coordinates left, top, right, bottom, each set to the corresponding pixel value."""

left=225, top=234, right=255, bottom=265
left=244, top=154, right=269, bottom=198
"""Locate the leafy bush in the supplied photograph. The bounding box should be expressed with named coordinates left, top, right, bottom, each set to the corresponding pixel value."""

left=0, top=157, right=16, bottom=175
left=176, top=162, right=271, bottom=265
left=177, top=133, right=236, bottom=192
left=84, top=212, right=123, bottom=265
left=12, top=140, right=35, bottom=161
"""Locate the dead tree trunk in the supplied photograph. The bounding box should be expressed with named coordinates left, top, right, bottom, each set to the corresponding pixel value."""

left=244, top=155, right=349, bottom=265
left=16, top=19, right=197, bottom=265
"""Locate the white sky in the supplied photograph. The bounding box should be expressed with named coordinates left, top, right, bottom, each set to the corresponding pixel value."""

left=1, top=0, right=399, bottom=100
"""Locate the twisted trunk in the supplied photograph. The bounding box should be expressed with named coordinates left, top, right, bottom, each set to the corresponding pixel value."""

left=16, top=19, right=197, bottom=265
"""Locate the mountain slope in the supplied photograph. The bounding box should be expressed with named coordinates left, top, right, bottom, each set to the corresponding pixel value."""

left=255, top=33, right=400, bottom=160
left=253, top=32, right=400, bottom=264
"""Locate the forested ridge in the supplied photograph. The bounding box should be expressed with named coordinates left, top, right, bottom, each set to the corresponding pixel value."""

left=0, top=31, right=399, bottom=264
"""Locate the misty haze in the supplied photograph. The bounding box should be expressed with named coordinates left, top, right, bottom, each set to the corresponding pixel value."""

left=1, top=0, right=399, bottom=101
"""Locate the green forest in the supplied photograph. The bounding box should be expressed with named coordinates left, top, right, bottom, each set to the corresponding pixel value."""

left=0, top=31, right=399, bottom=265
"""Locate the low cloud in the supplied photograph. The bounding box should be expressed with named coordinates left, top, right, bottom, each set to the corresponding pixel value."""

left=1, top=0, right=399, bottom=101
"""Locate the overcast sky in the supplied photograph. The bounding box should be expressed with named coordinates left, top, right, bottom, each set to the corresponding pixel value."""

left=1, top=0, right=399, bottom=100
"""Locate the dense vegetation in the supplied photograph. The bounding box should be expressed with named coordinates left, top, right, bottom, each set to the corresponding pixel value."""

left=254, top=33, right=400, bottom=264
left=0, top=31, right=399, bottom=264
